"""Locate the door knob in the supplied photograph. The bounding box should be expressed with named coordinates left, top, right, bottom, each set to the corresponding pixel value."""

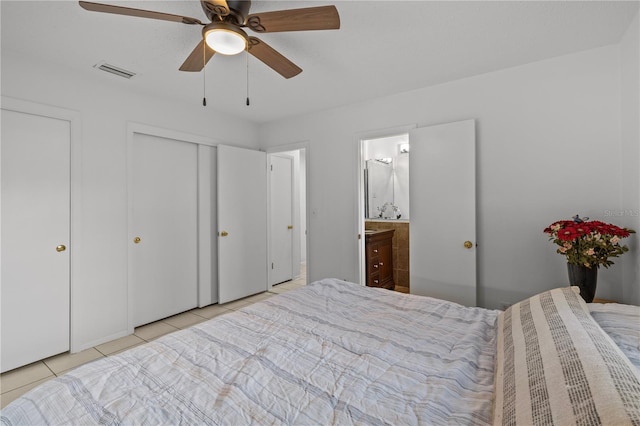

left=220, top=231, right=229, bottom=237
left=133, top=237, right=141, bottom=244
left=287, top=225, right=293, bottom=230
left=464, top=241, right=473, bottom=249
left=56, top=245, right=66, bottom=252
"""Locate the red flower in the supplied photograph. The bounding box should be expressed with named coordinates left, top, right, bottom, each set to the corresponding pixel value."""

left=544, top=216, right=635, bottom=269
left=589, top=221, right=631, bottom=237
left=558, top=228, right=579, bottom=241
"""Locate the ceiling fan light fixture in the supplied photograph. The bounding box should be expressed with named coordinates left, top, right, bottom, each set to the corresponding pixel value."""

left=203, top=22, right=247, bottom=55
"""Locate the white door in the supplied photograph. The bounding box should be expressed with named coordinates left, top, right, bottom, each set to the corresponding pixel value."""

left=218, top=145, right=267, bottom=303
left=130, top=133, right=198, bottom=327
left=269, top=155, right=294, bottom=285
left=1, top=109, right=70, bottom=372
left=409, top=119, right=476, bottom=306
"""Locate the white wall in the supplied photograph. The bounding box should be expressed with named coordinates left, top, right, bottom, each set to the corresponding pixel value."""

left=619, top=12, right=640, bottom=305
left=1, top=52, right=259, bottom=350
left=258, top=44, right=637, bottom=308
left=2, top=13, right=637, bottom=354
left=299, top=149, right=307, bottom=264
left=394, top=150, right=410, bottom=221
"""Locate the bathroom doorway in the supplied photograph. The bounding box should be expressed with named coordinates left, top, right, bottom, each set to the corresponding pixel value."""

left=360, top=132, right=411, bottom=293
left=359, top=120, right=477, bottom=305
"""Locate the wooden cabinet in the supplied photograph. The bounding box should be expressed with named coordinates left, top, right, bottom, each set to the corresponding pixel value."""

left=365, top=229, right=395, bottom=290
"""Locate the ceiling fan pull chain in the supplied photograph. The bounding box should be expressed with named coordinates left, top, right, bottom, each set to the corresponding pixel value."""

left=202, top=39, right=207, bottom=107
left=246, top=50, right=250, bottom=106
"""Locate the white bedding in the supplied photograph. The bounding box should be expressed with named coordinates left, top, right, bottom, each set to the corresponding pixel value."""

left=589, top=302, right=640, bottom=372
left=1, top=278, right=499, bottom=425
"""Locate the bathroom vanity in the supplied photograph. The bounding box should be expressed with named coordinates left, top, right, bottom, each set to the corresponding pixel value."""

left=365, top=229, right=395, bottom=290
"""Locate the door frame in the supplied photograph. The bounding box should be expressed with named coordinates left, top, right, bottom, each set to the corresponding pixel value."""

left=1, top=96, right=82, bottom=352
left=266, top=141, right=310, bottom=289
left=126, top=122, right=217, bottom=333
left=356, top=124, right=416, bottom=286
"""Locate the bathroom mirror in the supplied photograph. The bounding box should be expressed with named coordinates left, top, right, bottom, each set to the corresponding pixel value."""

left=365, top=159, right=395, bottom=219
left=363, top=133, right=410, bottom=220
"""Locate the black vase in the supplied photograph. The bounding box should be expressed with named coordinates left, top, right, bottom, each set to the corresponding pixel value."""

left=567, top=263, right=598, bottom=302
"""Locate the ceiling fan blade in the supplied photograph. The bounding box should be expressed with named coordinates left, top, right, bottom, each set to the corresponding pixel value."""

left=200, top=0, right=230, bottom=18
left=248, top=37, right=302, bottom=79
left=79, top=1, right=203, bottom=25
left=179, top=39, right=216, bottom=72
left=246, top=5, right=340, bottom=33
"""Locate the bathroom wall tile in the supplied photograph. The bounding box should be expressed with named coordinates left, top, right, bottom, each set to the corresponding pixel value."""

left=397, top=252, right=409, bottom=271
left=397, top=271, right=409, bottom=287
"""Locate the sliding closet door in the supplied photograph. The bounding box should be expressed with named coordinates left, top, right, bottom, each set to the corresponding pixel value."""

left=1, top=109, right=70, bottom=372
left=218, top=145, right=267, bottom=303
left=409, top=119, right=476, bottom=306
left=130, top=133, right=198, bottom=327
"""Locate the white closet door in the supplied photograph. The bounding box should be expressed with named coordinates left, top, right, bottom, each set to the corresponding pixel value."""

left=1, top=109, right=70, bottom=372
left=218, top=145, right=267, bottom=304
left=409, top=119, right=477, bottom=306
left=269, top=155, right=294, bottom=285
left=130, top=133, right=198, bottom=327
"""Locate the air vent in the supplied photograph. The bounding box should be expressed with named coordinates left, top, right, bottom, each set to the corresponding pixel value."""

left=94, top=62, right=136, bottom=79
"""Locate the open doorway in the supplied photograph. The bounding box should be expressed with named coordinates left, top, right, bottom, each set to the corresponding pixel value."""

left=358, top=120, right=477, bottom=305
left=359, top=132, right=411, bottom=293
left=267, top=147, right=308, bottom=291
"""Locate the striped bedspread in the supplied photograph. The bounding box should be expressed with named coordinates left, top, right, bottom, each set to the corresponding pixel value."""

left=493, top=287, right=640, bottom=425
left=1, top=278, right=499, bottom=425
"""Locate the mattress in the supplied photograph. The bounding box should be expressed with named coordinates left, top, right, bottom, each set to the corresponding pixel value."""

left=1, top=278, right=500, bottom=425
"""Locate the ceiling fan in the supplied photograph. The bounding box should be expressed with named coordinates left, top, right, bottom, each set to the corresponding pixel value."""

left=79, top=1, right=340, bottom=79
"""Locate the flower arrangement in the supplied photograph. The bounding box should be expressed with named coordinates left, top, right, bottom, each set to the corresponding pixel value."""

left=544, top=215, right=635, bottom=268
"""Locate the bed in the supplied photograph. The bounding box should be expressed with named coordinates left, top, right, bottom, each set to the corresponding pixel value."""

left=1, top=278, right=639, bottom=425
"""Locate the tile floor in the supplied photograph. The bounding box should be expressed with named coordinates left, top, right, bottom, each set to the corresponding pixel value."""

left=0, top=272, right=307, bottom=409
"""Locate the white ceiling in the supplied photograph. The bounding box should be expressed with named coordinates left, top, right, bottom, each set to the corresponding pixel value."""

left=2, top=1, right=638, bottom=123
